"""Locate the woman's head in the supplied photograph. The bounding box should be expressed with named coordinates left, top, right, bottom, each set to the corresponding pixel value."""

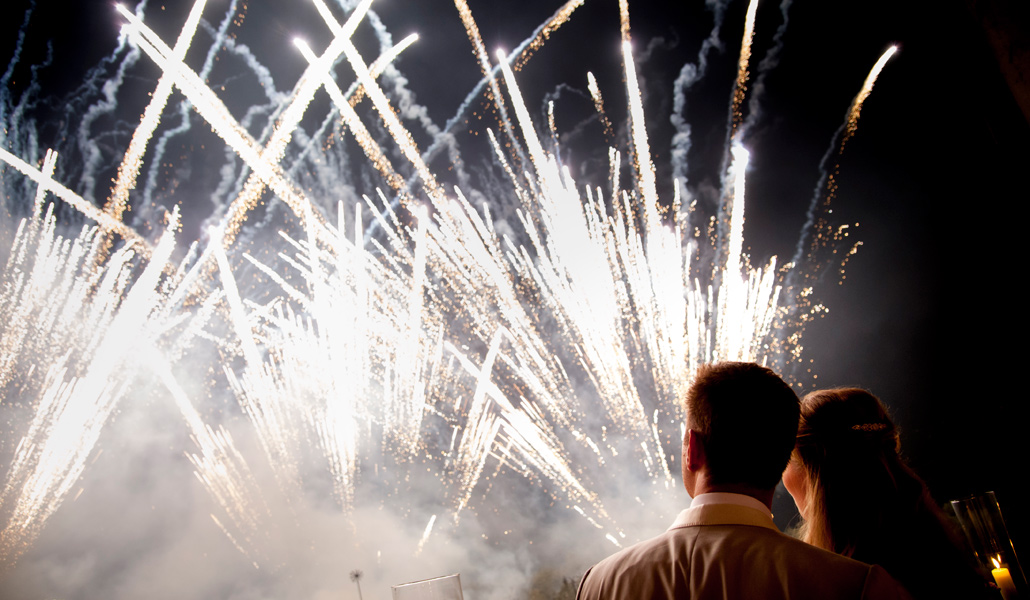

left=785, top=388, right=991, bottom=598
left=785, top=388, right=904, bottom=556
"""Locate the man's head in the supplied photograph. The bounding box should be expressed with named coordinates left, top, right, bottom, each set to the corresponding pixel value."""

left=682, top=362, right=800, bottom=495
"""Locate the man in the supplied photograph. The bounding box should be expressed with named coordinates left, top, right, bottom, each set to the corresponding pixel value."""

left=576, top=362, right=911, bottom=600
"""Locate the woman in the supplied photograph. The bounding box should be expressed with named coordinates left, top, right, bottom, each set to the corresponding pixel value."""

left=783, top=388, right=992, bottom=599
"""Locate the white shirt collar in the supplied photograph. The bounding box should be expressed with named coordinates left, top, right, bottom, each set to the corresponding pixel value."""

left=688, top=492, right=772, bottom=517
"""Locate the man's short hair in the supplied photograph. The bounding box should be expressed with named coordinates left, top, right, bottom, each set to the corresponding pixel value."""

left=685, top=362, right=800, bottom=489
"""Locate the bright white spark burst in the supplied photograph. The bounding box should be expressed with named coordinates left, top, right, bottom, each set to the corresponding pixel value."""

left=0, top=0, right=894, bottom=570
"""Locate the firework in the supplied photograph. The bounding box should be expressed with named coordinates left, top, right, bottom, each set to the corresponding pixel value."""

left=0, top=0, right=895, bottom=588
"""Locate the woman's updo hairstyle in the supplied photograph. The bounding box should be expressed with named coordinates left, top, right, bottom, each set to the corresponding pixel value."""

left=796, top=388, right=900, bottom=461
left=793, top=388, right=911, bottom=559
left=792, top=388, right=993, bottom=600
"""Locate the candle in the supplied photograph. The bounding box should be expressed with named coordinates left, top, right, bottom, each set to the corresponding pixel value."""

left=992, top=556, right=1020, bottom=600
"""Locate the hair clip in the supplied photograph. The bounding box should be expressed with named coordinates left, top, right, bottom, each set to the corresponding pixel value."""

left=850, top=423, right=889, bottom=432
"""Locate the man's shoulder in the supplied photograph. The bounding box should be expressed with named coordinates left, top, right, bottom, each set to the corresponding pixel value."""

left=583, top=517, right=813, bottom=576
left=577, top=521, right=911, bottom=600
left=576, top=525, right=697, bottom=599
left=591, top=523, right=695, bottom=571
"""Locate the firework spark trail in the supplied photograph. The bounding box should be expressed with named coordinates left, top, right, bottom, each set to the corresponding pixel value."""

left=513, top=167, right=651, bottom=436
left=712, top=0, right=761, bottom=280
left=775, top=47, right=897, bottom=371
left=225, top=275, right=359, bottom=510
left=611, top=181, right=693, bottom=406
left=445, top=329, right=611, bottom=537
left=116, top=6, right=329, bottom=241
left=727, top=0, right=761, bottom=144
left=335, top=16, right=447, bottom=206
left=608, top=148, right=622, bottom=206
left=311, top=0, right=463, bottom=209
left=415, top=514, right=436, bottom=556
left=420, top=0, right=587, bottom=183
left=297, top=200, right=363, bottom=506
left=211, top=0, right=379, bottom=247
left=546, top=101, right=559, bottom=147
left=511, top=0, right=587, bottom=73
left=293, top=38, right=407, bottom=194
left=843, top=46, right=898, bottom=148
left=390, top=204, right=432, bottom=455
left=218, top=192, right=450, bottom=519
left=378, top=151, right=642, bottom=538
left=492, top=49, right=677, bottom=490
left=344, top=33, right=420, bottom=108
left=145, top=348, right=269, bottom=566
left=0, top=204, right=94, bottom=393
left=341, top=8, right=477, bottom=207
left=223, top=294, right=366, bottom=514
left=214, top=234, right=313, bottom=503
left=423, top=188, right=578, bottom=430
left=723, top=146, right=748, bottom=298
left=141, top=0, right=251, bottom=216
left=789, top=46, right=899, bottom=272
left=486, top=128, right=528, bottom=202
left=113, top=0, right=394, bottom=256
left=243, top=0, right=440, bottom=218
left=452, top=0, right=530, bottom=177
left=206, top=24, right=415, bottom=241
left=492, top=393, right=613, bottom=534
left=31, top=148, right=57, bottom=216
left=618, top=0, right=631, bottom=42
left=530, top=38, right=680, bottom=468
left=496, top=50, right=550, bottom=183
left=738, top=0, right=795, bottom=140
left=0, top=147, right=148, bottom=248
left=490, top=22, right=786, bottom=495
left=621, top=40, right=661, bottom=236
left=714, top=145, right=782, bottom=361
left=0, top=210, right=180, bottom=565
left=448, top=333, right=509, bottom=519
left=447, top=0, right=587, bottom=187
left=103, top=0, right=209, bottom=231
left=586, top=72, right=614, bottom=142
left=166, top=29, right=287, bottom=233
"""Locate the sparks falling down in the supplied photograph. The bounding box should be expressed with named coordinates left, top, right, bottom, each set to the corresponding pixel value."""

left=0, top=0, right=896, bottom=581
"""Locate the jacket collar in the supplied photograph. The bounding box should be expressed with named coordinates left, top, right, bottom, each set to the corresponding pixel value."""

left=668, top=503, right=779, bottom=532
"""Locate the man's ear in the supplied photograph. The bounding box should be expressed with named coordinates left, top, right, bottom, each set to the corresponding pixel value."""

left=684, top=429, right=705, bottom=472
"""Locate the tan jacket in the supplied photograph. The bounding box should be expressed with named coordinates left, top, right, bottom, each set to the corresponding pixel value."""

left=576, top=503, right=912, bottom=600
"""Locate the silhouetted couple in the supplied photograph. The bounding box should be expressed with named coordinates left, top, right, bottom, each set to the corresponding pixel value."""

left=577, top=362, right=990, bottom=600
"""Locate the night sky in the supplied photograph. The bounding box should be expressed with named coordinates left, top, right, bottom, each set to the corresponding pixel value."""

left=1, top=0, right=1027, bottom=596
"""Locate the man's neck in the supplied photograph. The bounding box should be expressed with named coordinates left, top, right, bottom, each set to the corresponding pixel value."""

left=691, top=478, right=775, bottom=510
left=689, top=491, right=773, bottom=517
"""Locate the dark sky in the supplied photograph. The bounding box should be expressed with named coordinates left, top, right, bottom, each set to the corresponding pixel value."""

left=1, top=0, right=1027, bottom=593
